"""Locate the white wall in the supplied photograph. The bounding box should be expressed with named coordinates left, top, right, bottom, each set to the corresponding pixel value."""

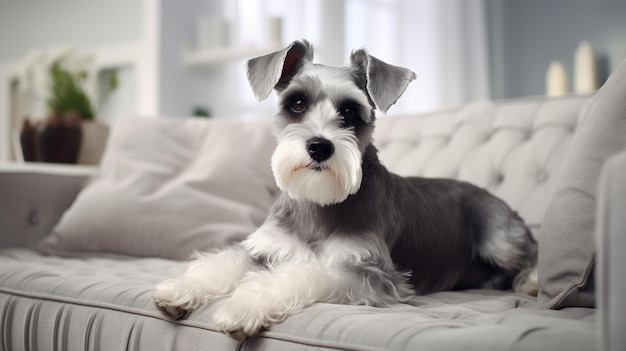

left=0, top=0, right=144, bottom=61
left=487, top=0, right=626, bottom=99
left=158, top=0, right=221, bottom=116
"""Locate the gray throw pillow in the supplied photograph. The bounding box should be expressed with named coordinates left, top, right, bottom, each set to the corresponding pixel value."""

left=538, top=59, right=626, bottom=308
left=38, top=117, right=278, bottom=260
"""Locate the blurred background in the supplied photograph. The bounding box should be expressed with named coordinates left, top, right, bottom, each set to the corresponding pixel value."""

left=1, top=0, right=626, bottom=162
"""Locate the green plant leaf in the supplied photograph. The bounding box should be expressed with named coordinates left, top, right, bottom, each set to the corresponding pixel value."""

left=47, top=60, right=95, bottom=120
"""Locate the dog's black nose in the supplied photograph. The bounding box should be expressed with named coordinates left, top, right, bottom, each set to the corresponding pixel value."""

left=307, top=137, right=334, bottom=162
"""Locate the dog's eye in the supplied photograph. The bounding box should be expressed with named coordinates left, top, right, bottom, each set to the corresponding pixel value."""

left=338, top=101, right=362, bottom=126
left=340, top=107, right=359, bottom=120
left=290, top=100, right=306, bottom=113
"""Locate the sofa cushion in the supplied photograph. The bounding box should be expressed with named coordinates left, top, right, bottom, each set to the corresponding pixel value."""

left=374, top=96, right=592, bottom=237
left=37, top=117, right=277, bottom=260
left=0, top=248, right=598, bottom=351
left=538, top=59, right=626, bottom=308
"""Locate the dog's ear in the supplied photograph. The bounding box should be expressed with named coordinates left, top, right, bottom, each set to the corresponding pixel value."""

left=350, top=49, right=416, bottom=113
left=246, top=40, right=314, bottom=101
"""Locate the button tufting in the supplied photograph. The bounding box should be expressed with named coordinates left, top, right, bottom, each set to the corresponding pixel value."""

left=568, top=124, right=576, bottom=133
left=494, top=173, right=504, bottom=184
left=536, top=169, right=549, bottom=183
left=27, top=209, right=39, bottom=226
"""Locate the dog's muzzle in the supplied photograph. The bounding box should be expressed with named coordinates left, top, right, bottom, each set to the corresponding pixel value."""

left=307, top=137, right=334, bottom=163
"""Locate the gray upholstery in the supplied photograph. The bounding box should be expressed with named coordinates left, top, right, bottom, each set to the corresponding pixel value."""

left=0, top=249, right=596, bottom=351
left=538, top=58, right=626, bottom=309
left=597, top=151, right=626, bottom=351
left=0, top=163, right=95, bottom=249
left=37, top=117, right=277, bottom=260
left=374, top=97, right=593, bottom=236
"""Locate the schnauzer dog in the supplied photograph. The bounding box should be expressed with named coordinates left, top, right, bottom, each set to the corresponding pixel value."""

left=153, top=39, right=538, bottom=339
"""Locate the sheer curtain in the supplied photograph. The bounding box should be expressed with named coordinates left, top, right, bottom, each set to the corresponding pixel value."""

left=344, top=0, right=491, bottom=114
left=226, top=0, right=490, bottom=118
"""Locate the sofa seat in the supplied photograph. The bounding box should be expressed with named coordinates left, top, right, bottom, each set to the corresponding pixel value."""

left=0, top=248, right=596, bottom=351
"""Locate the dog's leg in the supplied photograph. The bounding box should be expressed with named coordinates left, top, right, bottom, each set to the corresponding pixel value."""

left=513, top=265, right=539, bottom=296
left=470, top=194, right=539, bottom=294
left=212, top=262, right=335, bottom=339
left=212, top=222, right=328, bottom=339
left=213, top=234, right=414, bottom=339
left=152, top=245, right=253, bottom=320
left=320, top=235, right=415, bottom=306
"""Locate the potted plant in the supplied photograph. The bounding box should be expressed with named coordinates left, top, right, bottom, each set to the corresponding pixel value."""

left=17, top=47, right=117, bottom=164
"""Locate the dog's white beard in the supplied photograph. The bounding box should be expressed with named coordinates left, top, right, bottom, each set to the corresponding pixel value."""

left=271, top=132, right=362, bottom=206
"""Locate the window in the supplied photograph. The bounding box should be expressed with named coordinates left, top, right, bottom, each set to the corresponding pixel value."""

left=226, top=0, right=489, bottom=118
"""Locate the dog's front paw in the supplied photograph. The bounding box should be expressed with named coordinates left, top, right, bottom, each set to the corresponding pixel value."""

left=154, top=300, right=192, bottom=320
left=213, top=299, right=274, bottom=340
left=152, top=278, right=206, bottom=320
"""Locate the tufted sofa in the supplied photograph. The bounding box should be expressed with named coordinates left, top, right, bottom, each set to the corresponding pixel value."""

left=1, top=59, right=626, bottom=350
left=375, top=98, right=584, bottom=237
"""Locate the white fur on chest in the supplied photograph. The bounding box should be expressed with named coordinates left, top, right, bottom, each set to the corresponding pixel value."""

left=241, top=220, right=388, bottom=270
left=241, top=221, right=315, bottom=266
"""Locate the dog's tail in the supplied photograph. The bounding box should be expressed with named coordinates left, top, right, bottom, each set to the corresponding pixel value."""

left=513, top=265, right=539, bottom=296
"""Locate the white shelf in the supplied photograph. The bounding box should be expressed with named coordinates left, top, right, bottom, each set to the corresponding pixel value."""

left=182, top=43, right=282, bottom=68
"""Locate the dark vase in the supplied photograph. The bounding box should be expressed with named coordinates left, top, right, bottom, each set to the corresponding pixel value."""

left=32, top=115, right=83, bottom=164
left=19, top=119, right=37, bottom=162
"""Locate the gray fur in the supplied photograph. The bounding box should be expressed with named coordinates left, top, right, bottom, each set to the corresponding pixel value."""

left=247, top=40, right=537, bottom=299
left=349, top=48, right=417, bottom=113
left=269, top=145, right=537, bottom=296
left=246, top=40, right=314, bottom=100
left=153, top=41, right=538, bottom=340
left=246, top=39, right=416, bottom=114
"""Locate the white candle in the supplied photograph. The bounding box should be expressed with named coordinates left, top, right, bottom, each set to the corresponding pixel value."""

left=197, top=15, right=213, bottom=50
left=574, top=41, right=598, bottom=94
left=197, top=16, right=229, bottom=50
left=546, top=60, right=569, bottom=97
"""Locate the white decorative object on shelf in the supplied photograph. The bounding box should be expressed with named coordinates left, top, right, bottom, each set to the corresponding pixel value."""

left=574, top=41, right=598, bottom=94
left=267, top=17, right=282, bottom=44
left=196, top=15, right=230, bottom=50
left=546, top=60, right=569, bottom=97
left=184, top=16, right=283, bottom=69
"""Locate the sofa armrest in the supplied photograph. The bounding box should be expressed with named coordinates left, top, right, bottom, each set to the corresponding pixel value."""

left=0, top=162, right=97, bottom=249
left=597, top=151, right=626, bottom=351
